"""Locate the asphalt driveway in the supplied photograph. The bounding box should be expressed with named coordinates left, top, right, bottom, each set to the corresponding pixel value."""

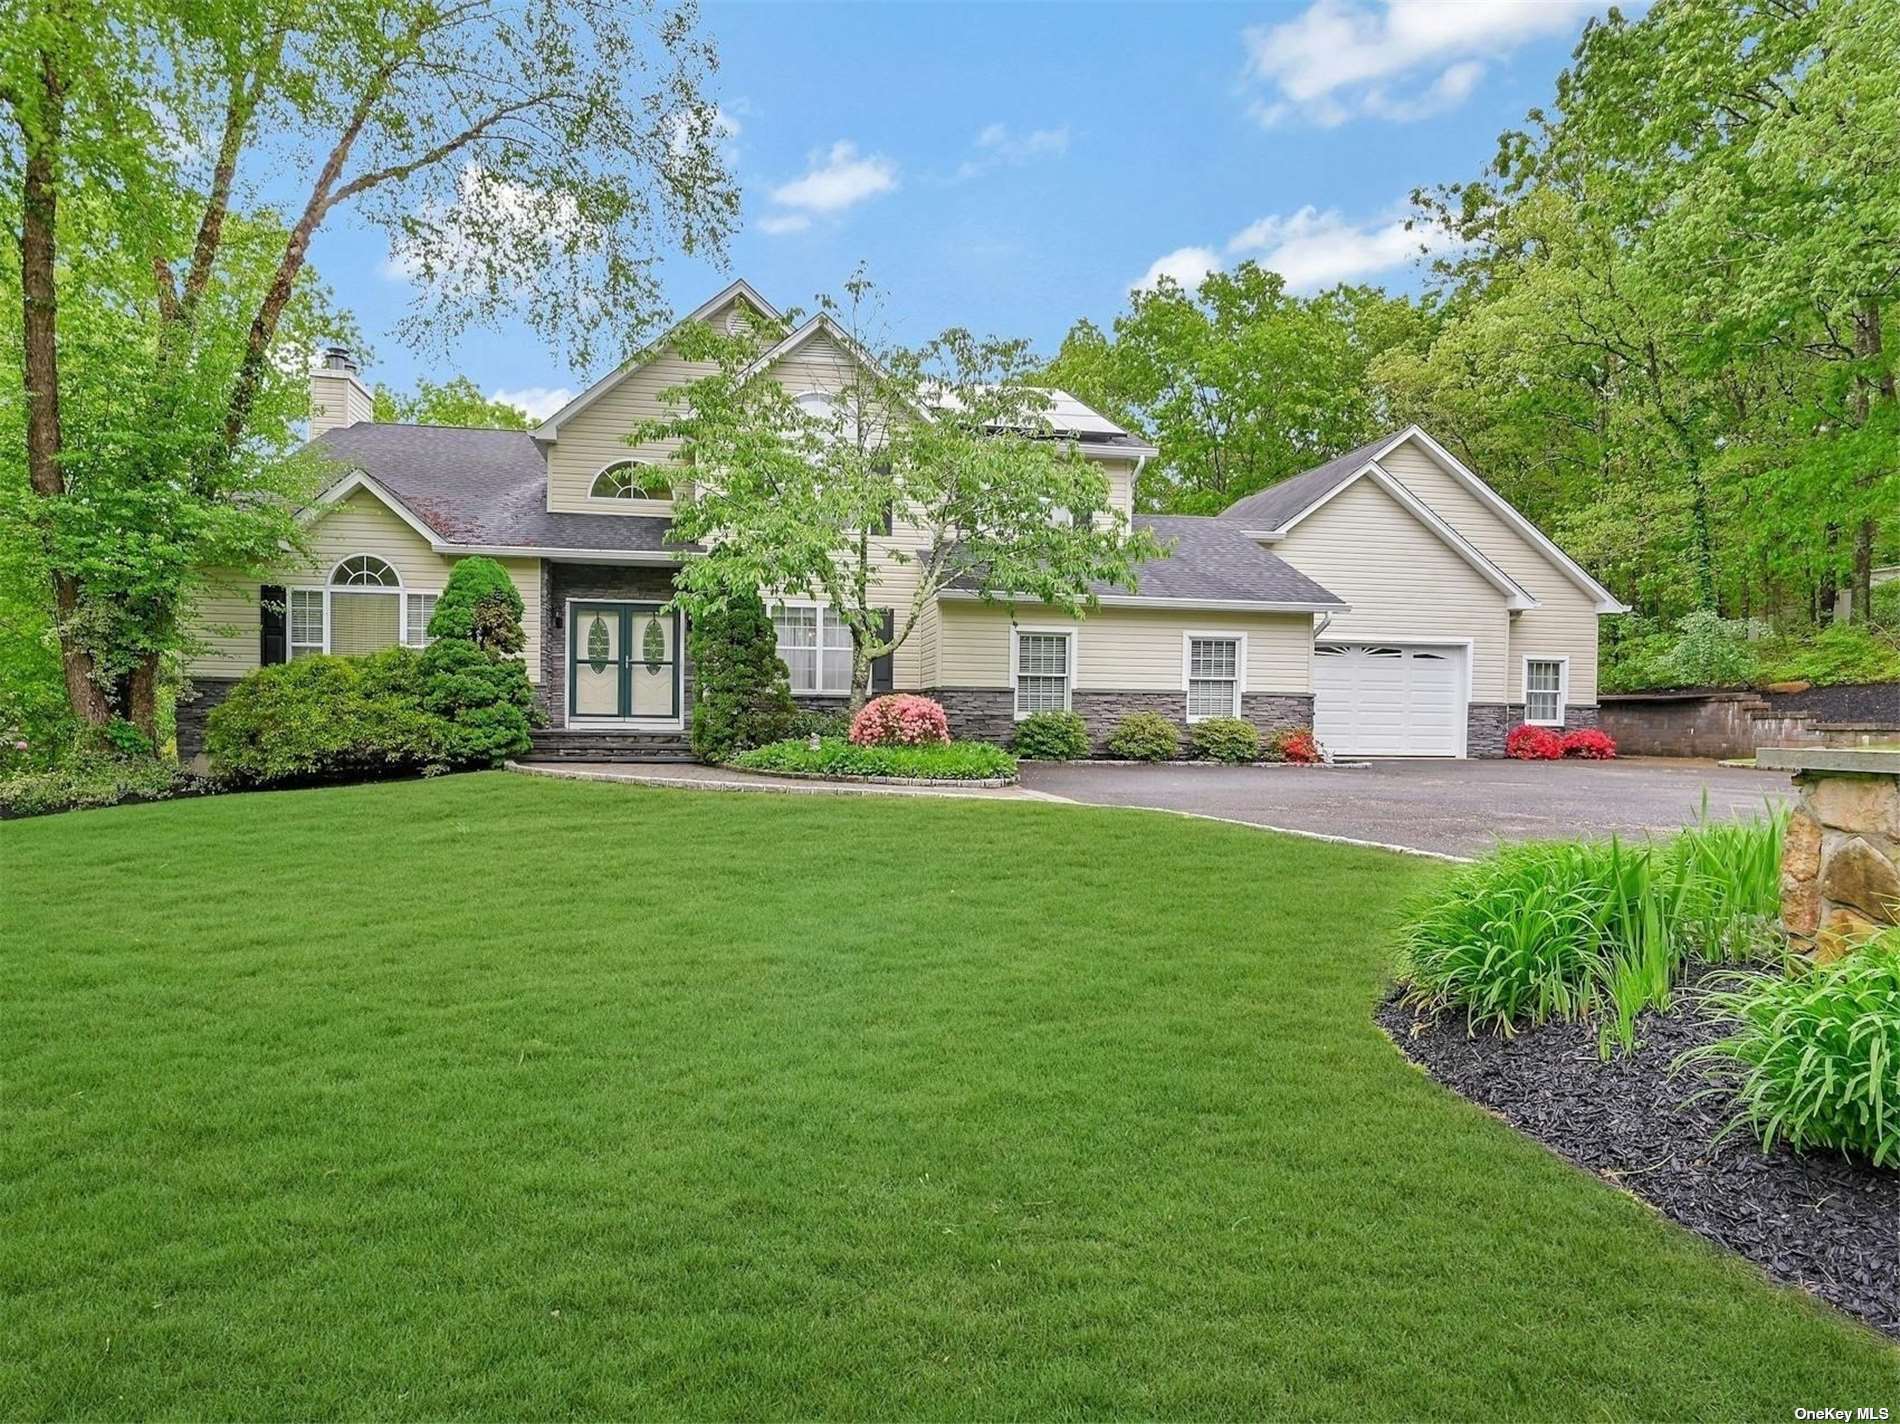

left=1019, top=757, right=1792, bottom=858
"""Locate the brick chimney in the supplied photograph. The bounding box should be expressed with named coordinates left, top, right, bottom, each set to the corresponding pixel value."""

left=310, top=345, right=373, bottom=436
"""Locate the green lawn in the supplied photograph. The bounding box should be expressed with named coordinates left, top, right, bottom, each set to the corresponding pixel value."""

left=2, top=774, right=1891, bottom=1418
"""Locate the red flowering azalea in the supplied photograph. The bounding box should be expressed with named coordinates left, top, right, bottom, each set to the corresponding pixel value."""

left=1505, top=724, right=1565, bottom=760
left=849, top=694, right=951, bottom=747
left=1561, top=727, right=1617, bottom=760
left=1279, top=729, right=1322, bottom=764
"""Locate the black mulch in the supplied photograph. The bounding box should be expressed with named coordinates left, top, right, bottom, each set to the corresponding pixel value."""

left=1765, top=681, right=1900, bottom=724
left=1377, top=968, right=1899, bottom=1340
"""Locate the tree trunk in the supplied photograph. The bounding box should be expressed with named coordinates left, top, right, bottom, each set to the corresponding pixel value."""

left=1850, top=299, right=1890, bottom=624
left=16, top=46, right=109, bottom=725
left=128, top=653, right=162, bottom=747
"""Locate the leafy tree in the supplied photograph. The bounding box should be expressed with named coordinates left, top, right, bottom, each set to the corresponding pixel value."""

left=644, top=275, right=1163, bottom=711
left=0, top=0, right=736, bottom=744
left=1043, top=264, right=1433, bottom=513
left=687, top=589, right=796, bottom=762
left=373, top=376, right=532, bottom=430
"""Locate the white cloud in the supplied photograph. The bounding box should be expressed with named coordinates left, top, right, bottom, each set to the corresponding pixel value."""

left=380, top=164, right=588, bottom=287
left=768, top=140, right=898, bottom=215
left=954, top=123, right=1070, bottom=181
left=665, top=103, right=742, bottom=165
left=490, top=385, right=575, bottom=423
left=1241, top=0, right=1608, bottom=127
left=1225, top=205, right=1458, bottom=291
left=1130, top=246, right=1223, bottom=294
left=756, top=212, right=812, bottom=236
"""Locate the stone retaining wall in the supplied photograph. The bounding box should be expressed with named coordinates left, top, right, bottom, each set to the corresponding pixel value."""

left=1759, top=749, right=1900, bottom=960
left=175, top=676, right=242, bottom=768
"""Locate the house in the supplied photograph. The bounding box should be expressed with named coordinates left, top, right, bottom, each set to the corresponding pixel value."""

left=176, top=278, right=1623, bottom=763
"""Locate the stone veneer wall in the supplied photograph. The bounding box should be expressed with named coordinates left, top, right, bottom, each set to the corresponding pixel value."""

left=1780, top=770, right=1900, bottom=959
left=929, top=687, right=1315, bottom=756
left=175, top=676, right=243, bottom=767
left=1465, top=703, right=1601, bottom=758
left=542, top=564, right=692, bottom=729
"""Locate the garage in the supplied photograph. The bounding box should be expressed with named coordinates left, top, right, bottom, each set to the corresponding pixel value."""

left=1313, top=643, right=1467, bottom=757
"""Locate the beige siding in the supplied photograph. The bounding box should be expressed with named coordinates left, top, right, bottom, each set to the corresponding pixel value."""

left=1377, top=443, right=1602, bottom=704
left=184, top=488, right=543, bottom=683
left=544, top=345, right=714, bottom=515
left=1273, top=476, right=1513, bottom=702
left=1101, top=458, right=1136, bottom=524
left=934, top=599, right=1313, bottom=693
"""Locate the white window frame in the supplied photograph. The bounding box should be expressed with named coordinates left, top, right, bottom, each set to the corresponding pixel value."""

left=1522, top=655, right=1569, bottom=727
left=1182, top=631, right=1248, bottom=722
left=1011, top=626, right=1077, bottom=719
left=587, top=458, right=669, bottom=503
left=283, top=555, right=440, bottom=656
left=772, top=598, right=855, bottom=696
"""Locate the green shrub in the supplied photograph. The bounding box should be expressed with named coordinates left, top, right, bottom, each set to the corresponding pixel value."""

left=419, top=639, right=536, bottom=767
left=205, top=652, right=448, bottom=785
left=1870, top=581, right=1900, bottom=634
left=1753, top=624, right=1900, bottom=687
left=1399, top=813, right=1785, bottom=1048
left=428, top=557, right=526, bottom=654
left=1189, top=717, right=1260, bottom=764
left=688, top=590, right=798, bottom=762
left=785, top=707, right=851, bottom=740
left=732, top=737, right=1017, bottom=781
left=1682, top=939, right=1900, bottom=1166
left=1105, top=712, right=1179, bottom=761
left=0, top=751, right=190, bottom=818
left=1014, top=709, right=1089, bottom=760
left=1659, top=610, right=1757, bottom=688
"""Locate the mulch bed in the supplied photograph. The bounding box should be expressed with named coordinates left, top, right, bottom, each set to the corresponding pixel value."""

left=1378, top=967, right=1899, bottom=1340
left=1764, top=681, right=1900, bottom=724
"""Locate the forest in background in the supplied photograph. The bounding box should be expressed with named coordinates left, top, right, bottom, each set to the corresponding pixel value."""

left=1042, top=0, right=1900, bottom=692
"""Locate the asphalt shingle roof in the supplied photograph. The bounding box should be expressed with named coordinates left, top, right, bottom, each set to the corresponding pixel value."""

left=311, top=423, right=679, bottom=553
left=946, top=515, right=1343, bottom=607
left=1216, top=431, right=1399, bottom=530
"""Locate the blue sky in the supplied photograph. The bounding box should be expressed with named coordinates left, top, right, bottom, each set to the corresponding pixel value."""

left=306, top=1, right=1617, bottom=420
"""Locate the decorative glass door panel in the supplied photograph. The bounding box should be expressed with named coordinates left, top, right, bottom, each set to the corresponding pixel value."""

left=568, top=602, right=680, bottom=721
left=629, top=610, right=677, bottom=717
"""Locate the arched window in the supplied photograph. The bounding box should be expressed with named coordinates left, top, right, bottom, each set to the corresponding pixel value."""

left=330, top=554, right=400, bottom=587
left=590, top=460, right=669, bottom=500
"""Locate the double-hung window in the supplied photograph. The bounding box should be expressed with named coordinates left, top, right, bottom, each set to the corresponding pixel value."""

left=1014, top=631, right=1073, bottom=716
left=1525, top=657, right=1566, bottom=725
left=1186, top=636, right=1241, bottom=720
left=288, top=588, right=326, bottom=658
left=404, top=592, right=438, bottom=648
left=773, top=603, right=854, bottom=695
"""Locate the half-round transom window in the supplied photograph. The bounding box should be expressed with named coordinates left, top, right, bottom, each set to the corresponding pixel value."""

left=590, top=460, right=668, bottom=500
left=331, top=554, right=400, bottom=587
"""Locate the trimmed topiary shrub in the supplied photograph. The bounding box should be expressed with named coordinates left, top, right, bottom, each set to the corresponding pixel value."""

left=689, top=590, right=797, bottom=762
left=1189, top=717, right=1260, bottom=764
left=1014, top=708, right=1089, bottom=760
left=205, top=651, right=448, bottom=785
left=1506, top=724, right=1564, bottom=760
left=850, top=694, right=950, bottom=747
left=420, top=639, right=536, bottom=766
left=1561, top=727, right=1617, bottom=760
left=1105, top=711, right=1179, bottom=762
left=428, top=556, right=527, bottom=654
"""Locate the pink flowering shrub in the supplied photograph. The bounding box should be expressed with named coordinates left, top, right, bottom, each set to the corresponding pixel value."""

left=1561, top=727, right=1618, bottom=760
left=849, top=694, right=951, bottom=747
left=1505, top=724, right=1565, bottom=760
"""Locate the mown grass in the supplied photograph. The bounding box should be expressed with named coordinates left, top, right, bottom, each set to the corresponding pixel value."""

left=1, top=775, right=1891, bottom=1418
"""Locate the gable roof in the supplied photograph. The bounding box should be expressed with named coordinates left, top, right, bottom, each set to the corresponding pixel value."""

left=1220, top=426, right=1627, bottom=613
left=309, top=423, right=684, bottom=561
left=531, top=277, right=784, bottom=444
left=943, top=514, right=1345, bottom=611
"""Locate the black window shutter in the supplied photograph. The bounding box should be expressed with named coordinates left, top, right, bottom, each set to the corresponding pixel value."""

left=259, top=585, right=287, bottom=666
left=880, top=501, right=895, bottom=537
left=872, top=609, right=895, bottom=693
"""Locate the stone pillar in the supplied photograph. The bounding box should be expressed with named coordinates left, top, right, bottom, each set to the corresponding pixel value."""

left=1757, top=748, right=1900, bottom=960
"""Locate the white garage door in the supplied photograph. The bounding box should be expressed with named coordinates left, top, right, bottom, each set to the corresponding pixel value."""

left=1313, top=644, right=1466, bottom=758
